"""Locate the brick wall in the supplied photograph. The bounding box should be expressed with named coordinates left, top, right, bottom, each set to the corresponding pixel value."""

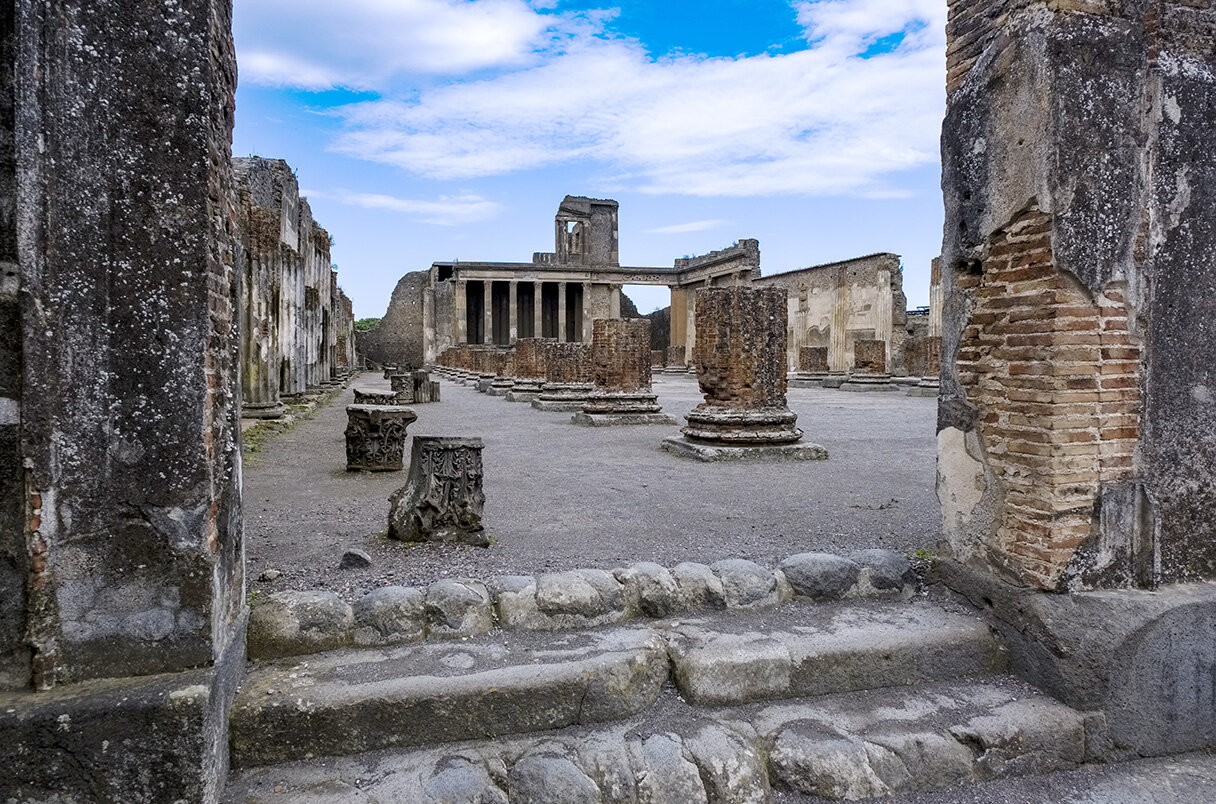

left=957, top=205, right=1141, bottom=589
left=590, top=319, right=651, bottom=392
left=693, top=287, right=789, bottom=408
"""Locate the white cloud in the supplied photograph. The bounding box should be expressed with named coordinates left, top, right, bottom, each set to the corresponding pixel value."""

left=244, top=0, right=948, bottom=198
left=646, top=220, right=731, bottom=235
left=234, top=0, right=560, bottom=89
left=304, top=189, right=501, bottom=226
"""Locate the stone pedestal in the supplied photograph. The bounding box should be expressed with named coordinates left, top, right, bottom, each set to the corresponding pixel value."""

left=533, top=383, right=594, bottom=412
left=353, top=388, right=398, bottom=406
left=665, top=287, right=825, bottom=460
left=476, top=372, right=496, bottom=393
left=243, top=403, right=287, bottom=420
left=488, top=376, right=515, bottom=396
left=382, top=366, right=400, bottom=380
left=505, top=379, right=543, bottom=402
left=414, top=373, right=441, bottom=404
left=573, top=319, right=675, bottom=425
left=345, top=405, right=418, bottom=472
left=388, top=437, right=487, bottom=547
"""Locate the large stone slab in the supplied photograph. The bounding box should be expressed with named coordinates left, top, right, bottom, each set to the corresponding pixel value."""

left=230, top=626, right=669, bottom=766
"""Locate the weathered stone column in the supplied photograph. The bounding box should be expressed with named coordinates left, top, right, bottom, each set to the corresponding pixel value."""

left=663, top=345, right=686, bottom=374
left=841, top=339, right=897, bottom=392
left=574, top=319, right=675, bottom=426
left=0, top=0, right=248, bottom=798
left=505, top=338, right=548, bottom=402
left=534, top=341, right=594, bottom=412
left=533, top=283, right=544, bottom=341
left=508, top=280, right=518, bottom=343
left=935, top=0, right=1216, bottom=758
left=388, top=437, right=487, bottom=547
left=454, top=280, right=468, bottom=344
left=582, top=281, right=593, bottom=342
left=482, top=280, right=493, bottom=348
left=663, top=288, right=825, bottom=461
left=557, top=281, right=568, bottom=342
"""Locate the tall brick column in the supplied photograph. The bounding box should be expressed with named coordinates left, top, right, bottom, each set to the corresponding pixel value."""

left=936, top=0, right=1216, bottom=760
left=683, top=287, right=802, bottom=444
left=577, top=319, right=673, bottom=424
left=0, top=0, right=246, bottom=799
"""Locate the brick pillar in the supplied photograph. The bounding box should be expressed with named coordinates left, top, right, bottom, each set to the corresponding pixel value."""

left=1, top=0, right=246, bottom=797
left=939, top=0, right=1216, bottom=591
left=683, top=287, right=801, bottom=444
left=583, top=319, right=661, bottom=414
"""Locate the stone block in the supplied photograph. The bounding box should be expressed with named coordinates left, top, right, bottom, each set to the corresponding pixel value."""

left=353, top=586, right=426, bottom=647
left=661, top=437, right=828, bottom=463
left=711, top=559, right=779, bottom=610
left=614, top=562, right=680, bottom=619
left=424, top=579, right=493, bottom=638
left=779, top=553, right=861, bottom=601
left=353, top=387, right=397, bottom=406
left=345, top=404, right=418, bottom=472
left=248, top=591, right=353, bottom=660
left=388, top=437, right=487, bottom=545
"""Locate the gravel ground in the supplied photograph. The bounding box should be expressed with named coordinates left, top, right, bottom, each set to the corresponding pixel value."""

left=243, top=372, right=940, bottom=599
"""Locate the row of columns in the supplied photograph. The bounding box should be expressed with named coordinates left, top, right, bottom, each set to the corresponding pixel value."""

left=459, top=279, right=619, bottom=346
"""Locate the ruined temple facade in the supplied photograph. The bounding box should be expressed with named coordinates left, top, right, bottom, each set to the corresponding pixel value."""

left=235, top=158, right=356, bottom=415
left=753, top=253, right=909, bottom=375
left=362, top=198, right=760, bottom=368
left=938, top=0, right=1216, bottom=592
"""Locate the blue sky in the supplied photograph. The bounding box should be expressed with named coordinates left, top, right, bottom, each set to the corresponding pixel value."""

left=232, top=0, right=947, bottom=318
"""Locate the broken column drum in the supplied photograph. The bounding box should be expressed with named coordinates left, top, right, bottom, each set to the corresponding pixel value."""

left=388, top=436, right=487, bottom=547
left=345, top=405, right=418, bottom=472
left=663, top=344, right=687, bottom=374
left=789, top=345, right=833, bottom=387
left=682, top=287, right=803, bottom=444
left=841, top=338, right=897, bottom=391
left=535, top=341, right=593, bottom=410
left=582, top=319, right=663, bottom=415
left=353, top=388, right=398, bottom=406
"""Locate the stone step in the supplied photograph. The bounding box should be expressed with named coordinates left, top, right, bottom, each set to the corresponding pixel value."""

left=665, top=599, right=1006, bottom=705
left=230, top=626, right=669, bottom=768
left=231, top=599, right=1002, bottom=770
left=223, top=677, right=1088, bottom=803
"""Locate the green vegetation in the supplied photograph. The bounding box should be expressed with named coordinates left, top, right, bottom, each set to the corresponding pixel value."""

left=355, top=317, right=381, bottom=332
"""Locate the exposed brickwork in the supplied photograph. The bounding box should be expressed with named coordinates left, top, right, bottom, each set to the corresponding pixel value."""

left=957, top=205, right=1141, bottom=589
left=512, top=338, right=550, bottom=380
left=543, top=341, right=592, bottom=384
left=666, top=345, right=686, bottom=367
left=590, top=319, right=652, bottom=392
left=799, top=347, right=829, bottom=374
left=853, top=340, right=887, bottom=374
left=694, top=287, right=789, bottom=408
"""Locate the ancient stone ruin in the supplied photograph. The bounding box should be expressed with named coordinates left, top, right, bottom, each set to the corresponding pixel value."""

left=533, top=341, right=594, bottom=412
left=505, top=338, right=549, bottom=401
left=388, top=437, right=487, bottom=547
left=352, top=388, right=398, bottom=406
left=345, top=405, right=418, bottom=472
left=574, top=319, right=676, bottom=426
left=788, top=345, right=833, bottom=387
left=663, top=287, right=826, bottom=461
left=841, top=339, right=897, bottom=392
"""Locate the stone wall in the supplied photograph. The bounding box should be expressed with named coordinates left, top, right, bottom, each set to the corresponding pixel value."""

left=939, top=0, right=1216, bottom=590
left=755, top=253, right=906, bottom=374
left=590, top=319, right=651, bottom=392
left=234, top=157, right=353, bottom=404
left=363, top=270, right=429, bottom=369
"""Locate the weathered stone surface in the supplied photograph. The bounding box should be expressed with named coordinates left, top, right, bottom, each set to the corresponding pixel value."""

left=424, top=756, right=508, bottom=804
left=672, top=562, right=728, bottom=612
left=800, top=346, right=830, bottom=373
left=508, top=751, right=601, bottom=803
left=345, top=404, right=417, bottom=472
left=614, top=562, right=680, bottom=619
left=340, top=548, right=373, bottom=570
left=849, top=549, right=915, bottom=594
left=248, top=591, right=353, bottom=659
left=425, top=579, right=493, bottom=638
left=683, top=723, right=772, bottom=804
left=779, top=553, right=861, bottom=601
left=938, top=0, right=1216, bottom=591
left=682, top=287, right=802, bottom=446
left=711, top=559, right=779, bottom=610
left=628, top=734, right=708, bottom=804
left=852, top=339, right=887, bottom=374
left=352, top=388, right=397, bottom=406
left=388, top=437, right=487, bottom=545
left=353, top=586, right=425, bottom=647
left=669, top=631, right=793, bottom=705
left=583, top=318, right=665, bottom=418
left=230, top=627, right=669, bottom=766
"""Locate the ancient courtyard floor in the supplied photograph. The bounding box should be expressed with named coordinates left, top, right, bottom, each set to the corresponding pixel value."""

left=244, top=372, right=939, bottom=599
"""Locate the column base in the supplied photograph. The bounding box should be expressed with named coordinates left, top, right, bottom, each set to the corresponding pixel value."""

left=660, top=436, right=829, bottom=462
left=242, top=403, right=287, bottom=420
left=682, top=406, right=803, bottom=444
left=571, top=411, right=679, bottom=427
left=840, top=374, right=899, bottom=392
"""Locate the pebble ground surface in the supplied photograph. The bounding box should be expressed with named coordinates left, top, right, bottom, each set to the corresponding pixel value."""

left=243, top=372, right=939, bottom=599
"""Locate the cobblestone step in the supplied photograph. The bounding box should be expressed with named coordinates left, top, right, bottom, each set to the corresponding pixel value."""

left=223, top=677, right=1087, bottom=803
left=231, top=599, right=1003, bottom=772
left=230, top=626, right=669, bottom=767
left=666, top=600, right=1005, bottom=705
